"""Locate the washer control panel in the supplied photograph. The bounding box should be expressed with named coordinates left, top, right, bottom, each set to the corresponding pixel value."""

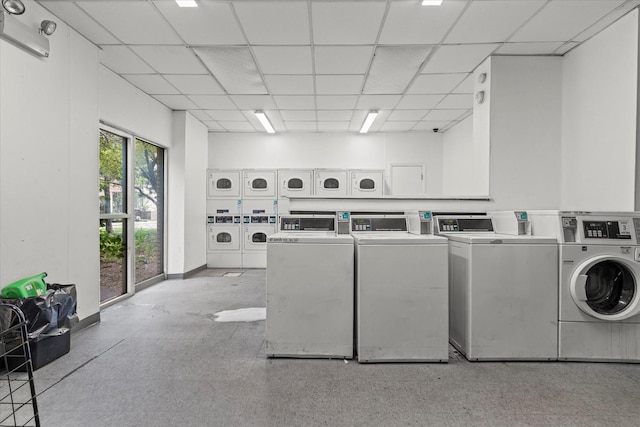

left=583, top=220, right=631, bottom=240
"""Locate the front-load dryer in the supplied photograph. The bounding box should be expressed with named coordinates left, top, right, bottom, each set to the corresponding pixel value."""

left=266, top=215, right=354, bottom=358
left=278, top=169, right=314, bottom=197
left=529, top=211, right=640, bottom=362
left=351, top=215, right=448, bottom=363
left=242, top=212, right=277, bottom=268
left=207, top=213, right=242, bottom=268
left=314, top=169, right=349, bottom=197
left=350, top=170, right=384, bottom=197
left=435, top=215, right=558, bottom=361
left=207, top=169, right=241, bottom=199
left=243, top=169, right=277, bottom=199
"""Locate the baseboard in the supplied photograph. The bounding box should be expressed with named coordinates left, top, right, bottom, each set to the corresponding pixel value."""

left=166, top=264, right=207, bottom=280
left=71, top=312, right=100, bottom=333
left=135, top=274, right=166, bottom=292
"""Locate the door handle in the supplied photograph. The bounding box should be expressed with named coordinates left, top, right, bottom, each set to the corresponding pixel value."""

left=575, top=275, right=588, bottom=301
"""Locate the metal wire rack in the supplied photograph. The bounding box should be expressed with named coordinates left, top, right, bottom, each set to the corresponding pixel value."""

left=0, top=304, right=40, bottom=427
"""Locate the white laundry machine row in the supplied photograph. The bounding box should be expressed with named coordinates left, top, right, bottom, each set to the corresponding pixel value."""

left=266, top=215, right=354, bottom=358
left=313, top=169, right=385, bottom=197
left=435, top=214, right=558, bottom=361
left=351, top=215, right=449, bottom=362
left=529, top=211, right=640, bottom=362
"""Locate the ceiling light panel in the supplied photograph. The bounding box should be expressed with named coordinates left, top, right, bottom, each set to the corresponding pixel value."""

left=314, top=46, right=374, bottom=75
left=422, top=44, right=499, bottom=73
left=312, top=2, right=386, bottom=45
left=316, top=75, right=364, bottom=95
left=510, top=0, right=624, bottom=42
left=395, top=94, right=445, bottom=110
left=41, top=2, right=119, bottom=44
left=99, top=46, right=155, bottom=74
left=496, top=42, right=565, bottom=55
left=193, top=46, right=267, bottom=94
left=251, top=46, right=313, bottom=74
left=408, top=73, right=467, bottom=95
left=152, top=95, right=198, bottom=110
left=424, top=109, right=468, bottom=121
left=273, top=96, right=315, bottom=110
left=154, top=1, right=245, bottom=45
left=356, top=95, right=402, bottom=110
left=445, top=0, right=545, bottom=44
left=189, top=95, right=236, bottom=109
left=123, top=75, right=178, bottom=95
left=131, top=46, right=207, bottom=74
left=379, top=1, right=466, bottom=44
left=363, top=46, right=432, bottom=95
left=437, top=94, right=473, bottom=109
left=163, top=75, right=224, bottom=95
left=78, top=1, right=182, bottom=44
left=234, top=1, right=310, bottom=45
left=264, top=75, right=314, bottom=95
left=315, top=95, right=358, bottom=110
left=229, top=95, right=277, bottom=110
left=175, top=1, right=197, bottom=7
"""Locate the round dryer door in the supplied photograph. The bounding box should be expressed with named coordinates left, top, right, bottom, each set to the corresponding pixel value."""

left=570, top=255, right=640, bottom=321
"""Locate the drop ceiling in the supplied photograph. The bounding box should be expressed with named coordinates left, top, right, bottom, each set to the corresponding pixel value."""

left=37, top=0, right=640, bottom=133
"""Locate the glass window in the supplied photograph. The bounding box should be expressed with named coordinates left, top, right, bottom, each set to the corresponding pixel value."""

left=360, top=178, right=375, bottom=190
left=324, top=178, right=340, bottom=189
left=585, top=260, right=635, bottom=315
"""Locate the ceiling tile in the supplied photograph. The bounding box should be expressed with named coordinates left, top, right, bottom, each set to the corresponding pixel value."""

left=205, top=110, right=246, bottom=121
left=496, top=42, right=565, bottom=55
left=164, top=75, right=225, bottom=95
left=555, top=42, right=580, bottom=56
left=445, top=1, right=545, bottom=43
left=99, top=46, right=154, bottom=74
left=79, top=1, right=182, bottom=44
left=234, top=2, right=310, bottom=45
left=285, top=122, right=318, bottom=131
left=317, top=110, right=353, bottom=121
left=219, top=121, right=257, bottom=132
left=264, top=75, right=314, bottom=95
left=316, top=75, right=364, bottom=95
left=452, top=74, right=474, bottom=94
left=379, top=1, right=466, bottom=45
left=408, top=73, right=467, bottom=94
left=252, top=47, right=313, bottom=74
left=573, top=1, right=640, bottom=42
left=414, top=121, right=453, bottom=131
left=229, top=95, right=276, bottom=110
left=314, top=46, right=374, bottom=75
left=424, top=109, right=468, bottom=121
left=130, top=46, right=207, bottom=74
left=189, top=110, right=213, bottom=122
left=190, top=95, right=236, bottom=109
left=202, top=121, right=225, bottom=131
left=41, top=2, right=119, bottom=44
left=363, top=46, right=432, bottom=95
left=387, top=110, right=429, bottom=121
left=510, top=0, right=625, bottom=42
left=379, top=122, right=417, bottom=132
left=395, top=95, right=445, bottom=110
left=422, top=44, right=499, bottom=73
left=280, top=110, right=316, bottom=121
left=122, top=75, right=178, bottom=95
left=193, top=46, right=267, bottom=94
left=152, top=95, right=198, bottom=110
left=316, top=96, right=358, bottom=110
left=356, top=95, right=402, bottom=110
left=437, top=94, right=473, bottom=109
left=153, top=1, right=245, bottom=45
left=274, top=96, right=316, bottom=110
left=318, top=122, right=350, bottom=132
left=312, top=2, right=387, bottom=45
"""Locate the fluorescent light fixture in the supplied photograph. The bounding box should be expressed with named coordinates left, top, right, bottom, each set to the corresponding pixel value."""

left=422, top=0, right=443, bottom=5
left=359, top=111, right=378, bottom=134
left=176, top=0, right=197, bottom=7
left=255, top=110, right=275, bottom=134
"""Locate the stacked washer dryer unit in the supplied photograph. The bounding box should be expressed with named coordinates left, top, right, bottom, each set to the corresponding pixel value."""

left=206, top=169, right=243, bottom=268
left=351, top=214, right=449, bottom=362
left=350, top=169, right=384, bottom=197
left=314, top=169, right=349, bottom=197
left=242, top=169, right=278, bottom=268
left=277, top=169, right=314, bottom=216
left=266, top=215, right=354, bottom=358
left=435, top=214, right=558, bottom=361
left=529, top=211, right=640, bottom=362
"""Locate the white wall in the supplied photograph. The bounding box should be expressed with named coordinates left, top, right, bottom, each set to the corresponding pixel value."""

left=442, top=116, right=475, bottom=195
left=0, top=4, right=99, bottom=321
left=561, top=9, right=638, bottom=211
left=208, top=132, right=443, bottom=196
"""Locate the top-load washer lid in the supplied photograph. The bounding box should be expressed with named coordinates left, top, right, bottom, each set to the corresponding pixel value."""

left=444, top=233, right=557, bottom=245
left=268, top=232, right=353, bottom=244
left=352, top=233, right=447, bottom=245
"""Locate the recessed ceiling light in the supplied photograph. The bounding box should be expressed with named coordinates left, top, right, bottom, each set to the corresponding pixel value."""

left=255, top=111, right=275, bottom=134
left=422, top=0, right=443, bottom=5
left=359, top=111, right=378, bottom=134
left=176, top=0, right=197, bottom=7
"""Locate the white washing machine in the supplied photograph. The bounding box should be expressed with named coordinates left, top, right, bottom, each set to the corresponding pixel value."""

left=266, top=215, right=354, bottom=358
left=350, top=169, right=384, bottom=197
left=207, top=169, right=241, bottom=199
left=242, top=212, right=277, bottom=268
left=206, top=213, right=242, bottom=268
left=243, top=169, right=277, bottom=199
left=529, top=211, right=640, bottom=362
left=435, top=215, right=558, bottom=361
left=314, top=169, right=349, bottom=197
left=351, top=215, right=449, bottom=363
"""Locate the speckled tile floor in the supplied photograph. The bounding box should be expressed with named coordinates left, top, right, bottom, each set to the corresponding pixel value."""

left=31, top=269, right=640, bottom=427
